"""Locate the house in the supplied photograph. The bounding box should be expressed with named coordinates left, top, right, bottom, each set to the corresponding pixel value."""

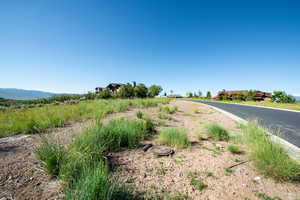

left=215, top=90, right=272, bottom=101
left=106, top=83, right=125, bottom=94
left=95, top=87, right=104, bottom=94
left=95, top=83, right=125, bottom=94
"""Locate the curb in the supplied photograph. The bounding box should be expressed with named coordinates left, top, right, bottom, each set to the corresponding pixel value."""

left=197, top=100, right=300, bottom=113
left=198, top=102, right=300, bottom=163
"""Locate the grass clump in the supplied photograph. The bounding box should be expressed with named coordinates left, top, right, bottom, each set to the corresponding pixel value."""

left=241, top=121, right=300, bottom=182
left=35, top=137, right=66, bottom=177
left=224, top=167, right=233, bottom=176
left=159, top=106, right=177, bottom=114
left=228, top=144, right=242, bottom=154
left=206, top=123, right=229, bottom=141
left=136, top=111, right=143, bottom=119
left=157, top=127, right=190, bottom=148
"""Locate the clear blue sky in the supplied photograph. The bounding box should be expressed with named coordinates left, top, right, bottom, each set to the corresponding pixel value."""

left=1, top=0, right=300, bottom=96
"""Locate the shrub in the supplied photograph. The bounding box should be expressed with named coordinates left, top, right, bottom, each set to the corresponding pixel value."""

left=272, top=91, right=296, bottom=103
left=97, top=90, right=111, bottom=99
left=157, top=127, right=190, bottom=148
left=35, top=137, right=66, bottom=176
left=117, top=85, right=135, bottom=98
left=228, top=144, right=242, bottom=154
left=241, top=121, right=300, bottom=181
left=206, top=123, right=229, bottom=141
left=136, top=111, right=143, bottom=119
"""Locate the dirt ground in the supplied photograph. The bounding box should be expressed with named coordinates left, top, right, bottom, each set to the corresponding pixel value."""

left=0, top=100, right=299, bottom=200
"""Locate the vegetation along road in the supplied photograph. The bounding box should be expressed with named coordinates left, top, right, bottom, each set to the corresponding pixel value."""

left=192, top=100, right=300, bottom=148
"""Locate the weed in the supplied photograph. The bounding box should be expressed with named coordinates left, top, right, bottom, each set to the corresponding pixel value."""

left=204, top=171, right=214, bottom=177
left=254, top=192, right=282, bottom=200
left=156, top=168, right=166, bottom=175
left=189, top=178, right=207, bottom=191
left=206, top=123, right=229, bottom=141
left=224, top=168, right=233, bottom=176
left=159, top=106, right=177, bottom=114
left=136, top=111, right=143, bottom=119
left=157, top=127, right=190, bottom=148
left=241, top=121, right=300, bottom=182
left=187, top=171, right=198, bottom=179
left=228, top=144, right=242, bottom=154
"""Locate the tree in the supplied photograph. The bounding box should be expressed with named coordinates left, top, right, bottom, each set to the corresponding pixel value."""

left=134, top=84, right=148, bottom=98
left=272, top=91, right=296, bottom=103
left=186, top=92, right=193, bottom=98
left=247, top=90, right=254, bottom=101
left=198, top=90, right=202, bottom=98
left=148, top=85, right=163, bottom=97
left=206, top=91, right=212, bottom=99
left=117, top=85, right=134, bottom=98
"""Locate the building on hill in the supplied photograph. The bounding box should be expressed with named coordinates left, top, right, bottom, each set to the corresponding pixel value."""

left=214, top=90, right=272, bottom=101
left=95, top=83, right=125, bottom=94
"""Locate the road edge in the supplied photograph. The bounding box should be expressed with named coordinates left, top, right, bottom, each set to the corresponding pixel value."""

left=198, top=102, right=300, bottom=163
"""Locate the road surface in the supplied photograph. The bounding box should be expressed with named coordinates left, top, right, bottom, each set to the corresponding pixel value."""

left=192, top=100, right=300, bottom=148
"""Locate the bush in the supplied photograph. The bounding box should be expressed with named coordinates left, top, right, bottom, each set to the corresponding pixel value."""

left=35, top=137, right=66, bottom=176
left=206, top=91, right=212, bottom=99
left=206, top=123, right=229, bottom=141
left=97, top=90, right=111, bottom=99
left=117, top=85, right=135, bottom=98
left=157, top=127, right=190, bottom=148
left=241, top=121, right=300, bottom=181
left=228, top=144, right=242, bottom=154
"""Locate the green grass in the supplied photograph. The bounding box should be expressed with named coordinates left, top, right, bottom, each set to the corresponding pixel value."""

left=228, top=144, right=242, bottom=154
left=157, top=127, right=190, bottom=148
left=206, top=123, right=229, bottom=141
left=224, top=167, right=233, bottom=176
left=0, top=98, right=169, bottom=138
left=241, top=121, right=300, bottom=182
left=35, top=137, right=66, bottom=176
left=136, top=111, right=144, bottom=119
left=36, top=118, right=156, bottom=199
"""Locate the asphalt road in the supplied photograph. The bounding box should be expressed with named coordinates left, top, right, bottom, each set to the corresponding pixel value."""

left=192, top=100, right=300, bottom=148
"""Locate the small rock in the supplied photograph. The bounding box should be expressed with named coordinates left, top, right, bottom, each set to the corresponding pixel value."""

left=253, top=176, right=261, bottom=181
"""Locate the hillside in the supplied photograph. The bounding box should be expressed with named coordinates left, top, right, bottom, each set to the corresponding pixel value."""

left=0, top=88, right=57, bottom=100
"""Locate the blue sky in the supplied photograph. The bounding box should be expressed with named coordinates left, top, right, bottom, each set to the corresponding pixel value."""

left=0, top=0, right=300, bottom=96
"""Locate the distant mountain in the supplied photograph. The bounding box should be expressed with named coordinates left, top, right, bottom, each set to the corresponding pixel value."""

left=0, top=88, right=58, bottom=100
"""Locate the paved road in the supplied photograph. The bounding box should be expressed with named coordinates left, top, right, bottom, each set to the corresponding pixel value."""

left=192, top=100, right=300, bottom=148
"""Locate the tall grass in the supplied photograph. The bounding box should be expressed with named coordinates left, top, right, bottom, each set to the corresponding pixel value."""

left=206, top=123, right=229, bottom=141
left=0, top=98, right=169, bottom=138
left=35, top=137, right=66, bottom=176
left=157, top=127, right=190, bottom=148
left=36, top=118, right=156, bottom=199
left=241, top=121, right=300, bottom=182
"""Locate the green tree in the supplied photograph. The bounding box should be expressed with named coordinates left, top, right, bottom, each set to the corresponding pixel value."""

left=198, top=90, right=202, bottom=98
left=186, top=92, right=193, bottom=98
left=134, top=84, right=148, bottom=98
left=206, top=91, right=212, bottom=99
left=272, top=91, right=296, bottom=103
left=117, top=85, right=134, bottom=98
left=148, top=85, right=163, bottom=97
left=247, top=90, right=254, bottom=101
